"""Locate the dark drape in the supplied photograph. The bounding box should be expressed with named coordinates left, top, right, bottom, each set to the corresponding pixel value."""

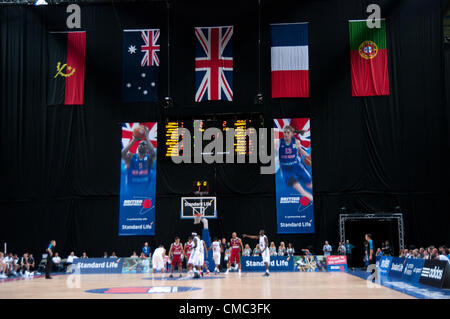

left=0, top=0, right=448, bottom=261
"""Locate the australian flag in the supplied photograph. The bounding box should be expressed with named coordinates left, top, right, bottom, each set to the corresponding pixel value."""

left=123, top=29, right=160, bottom=102
left=195, top=26, right=233, bottom=102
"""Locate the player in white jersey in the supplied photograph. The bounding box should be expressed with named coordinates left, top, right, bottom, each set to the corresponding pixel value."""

left=187, top=233, right=208, bottom=278
left=152, top=245, right=166, bottom=273
left=243, top=229, right=270, bottom=276
left=210, top=237, right=222, bottom=275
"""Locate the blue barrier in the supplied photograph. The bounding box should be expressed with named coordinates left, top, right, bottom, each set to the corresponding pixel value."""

left=241, top=256, right=294, bottom=272
left=388, top=257, right=406, bottom=278
left=401, top=258, right=424, bottom=284
left=377, top=256, right=393, bottom=277
left=72, top=258, right=123, bottom=274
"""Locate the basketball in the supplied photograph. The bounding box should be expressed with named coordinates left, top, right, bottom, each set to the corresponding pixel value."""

left=133, top=125, right=146, bottom=140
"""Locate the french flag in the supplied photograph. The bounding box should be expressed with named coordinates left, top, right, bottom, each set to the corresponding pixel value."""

left=271, top=23, right=309, bottom=98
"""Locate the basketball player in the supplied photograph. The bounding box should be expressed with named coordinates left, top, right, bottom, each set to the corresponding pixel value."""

left=121, top=126, right=156, bottom=195
left=184, top=236, right=193, bottom=274
left=210, top=237, right=222, bottom=275
left=168, top=237, right=185, bottom=278
left=274, top=125, right=313, bottom=202
left=188, top=233, right=208, bottom=278
left=225, top=232, right=244, bottom=274
left=243, top=230, right=270, bottom=276
left=152, top=245, right=166, bottom=274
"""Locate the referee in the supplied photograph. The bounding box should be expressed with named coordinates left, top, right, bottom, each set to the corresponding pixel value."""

left=45, top=240, right=56, bottom=279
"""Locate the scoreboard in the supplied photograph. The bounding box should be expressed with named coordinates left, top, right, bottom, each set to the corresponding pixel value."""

left=165, top=121, right=185, bottom=157
left=164, top=117, right=264, bottom=160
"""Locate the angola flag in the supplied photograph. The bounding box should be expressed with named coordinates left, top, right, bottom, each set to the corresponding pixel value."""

left=349, top=20, right=389, bottom=96
left=47, top=31, right=86, bottom=105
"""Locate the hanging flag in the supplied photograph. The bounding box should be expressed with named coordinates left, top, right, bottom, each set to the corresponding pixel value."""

left=271, top=23, right=309, bottom=98
left=195, top=26, right=233, bottom=102
left=349, top=19, right=389, bottom=96
left=47, top=31, right=86, bottom=105
left=123, top=29, right=160, bottom=102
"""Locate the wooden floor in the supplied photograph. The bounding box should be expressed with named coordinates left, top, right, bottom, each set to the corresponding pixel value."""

left=0, top=272, right=414, bottom=299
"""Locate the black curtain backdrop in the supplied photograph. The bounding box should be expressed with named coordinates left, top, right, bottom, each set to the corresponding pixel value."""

left=0, top=0, right=449, bottom=261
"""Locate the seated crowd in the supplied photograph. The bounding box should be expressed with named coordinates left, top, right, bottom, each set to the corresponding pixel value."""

left=398, top=245, right=450, bottom=261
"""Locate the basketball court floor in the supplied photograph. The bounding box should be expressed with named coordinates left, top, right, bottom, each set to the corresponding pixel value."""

left=0, top=272, right=417, bottom=299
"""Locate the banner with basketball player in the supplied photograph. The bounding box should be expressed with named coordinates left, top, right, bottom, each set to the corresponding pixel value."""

left=274, top=118, right=314, bottom=234
left=119, top=122, right=157, bottom=236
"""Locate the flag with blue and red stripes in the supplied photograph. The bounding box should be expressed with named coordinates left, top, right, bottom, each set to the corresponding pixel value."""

left=195, top=26, right=233, bottom=102
left=271, top=23, right=309, bottom=98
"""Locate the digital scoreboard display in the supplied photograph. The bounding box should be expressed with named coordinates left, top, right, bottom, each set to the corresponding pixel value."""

left=164, top=117, right=264, bottom=161
left=165, top=121, right=185, bottom=157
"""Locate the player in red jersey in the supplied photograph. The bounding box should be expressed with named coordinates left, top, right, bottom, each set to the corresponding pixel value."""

left=225, top=232, right=244, bottom=274
left=169, top=237, right=185, bottom=278
left=184, top=236, right=194, bottom=275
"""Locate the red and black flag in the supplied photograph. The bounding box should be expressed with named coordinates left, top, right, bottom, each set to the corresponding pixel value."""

left=47, top=31, right=86, bottom=105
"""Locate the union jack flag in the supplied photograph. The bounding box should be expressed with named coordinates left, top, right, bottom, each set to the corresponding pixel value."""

left=140, top=30, right=160, bottom=67
left=195, top=26, right=233, bottom=102
left=274, top=118, right=311, bottom=150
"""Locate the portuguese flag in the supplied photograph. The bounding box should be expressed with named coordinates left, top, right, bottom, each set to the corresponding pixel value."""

left=349, top=20, right=389, bottom=96
left=47, top=32, right=86, bottom=105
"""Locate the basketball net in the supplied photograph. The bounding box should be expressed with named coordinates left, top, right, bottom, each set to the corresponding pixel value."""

left=193, top=213, right=203, bottom=224
left=193, top=213, right=208, bottom=229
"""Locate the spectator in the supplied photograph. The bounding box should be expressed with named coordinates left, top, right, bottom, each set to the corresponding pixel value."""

left=27, top=254, right=35, bottom=274
left=0, top=252, right=7, bottom=279
left=337, top=242, right=346, bottom=255
left=130, top=251, right=138, bottom=258
left=382, top=240, right=392, bottom=256
left=301, top=249, right=312, bottom=256
left=278, top=242, right=286, bottom=256
left=430, top=248, right=439, bottom=260
left=286, top=243, right=295, bottom=257
left=243, top=244, right=252, bottom=257
left=110, top=252, right=118, bottom=259
left=438, top=248, right=449, bottom=262
left=253, top=244, right=261, bottom=256
left=103, top=252, right=108, bottom=258
left=269, top=242, right=277, bottom=256
left=139, top=252, right=147, bottom=258
left=345, top=240, right=354, bottom=267
left=423, top=250, right=430, bottom=259
left=363, top=251, right=369, bottom=267
left=142, top=242, right=151, bottom=257
left=10, top=254, right=20, bottom=276
left=404, top=249, right=410, bottom=258
left=81, top=252, right=88, bottom=259
left=5, top=253, right=17, bottom=276
left=376, top=248, right=383, bottom=258
left=418, top=247, right=425, bottom=258
left=12, top=254, right=20, bottom=276
left=18, top=253, right=30, bottom=276
left=52, top=252, right=63, bottom=272
left=66, top=252, right=78, bottom=270
left=438, top=246, right=447, bottom=258
left=323, top=241, right=332, bottom=257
